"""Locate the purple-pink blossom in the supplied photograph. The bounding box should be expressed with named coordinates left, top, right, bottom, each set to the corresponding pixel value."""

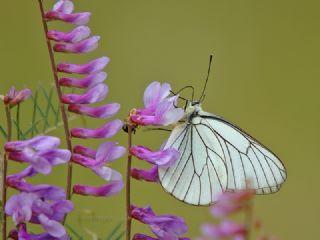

left=45, top=11, right=91, bottom=25
left=71, top=119, right=123, bottom=139
left=59, top=71, right=107, bottom=88
left=47, top=26, right=91, bottom=43
left=53, top=0, right=74, bottom=14
left=54, top=36, right=100, bottom=53
left=57, top=57, right=109, bottom=74
left=68, top=102, right=120, bottom=119
left=131, top=205, right=189, bottom=240
left=3, top=86, right=32, bottom=107
left=201, top=221, right=247, bottom=240
left=131, top=165, right=159, bottom=182
left=73, top=181, right=124, bottom=197
left=61, top=83, right=108, bottom=104
left=211, top=190, right=254, bottom=217
left=130, top=145, right=180, bottom=167
left=130, top=81, right=184, bottom=126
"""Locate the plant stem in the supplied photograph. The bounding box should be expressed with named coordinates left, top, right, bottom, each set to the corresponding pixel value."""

left=126, top=124, right=133, bottom=240
left=2, top=105, right=12, bottom=240
left=37, top=0, right=73, bottom=200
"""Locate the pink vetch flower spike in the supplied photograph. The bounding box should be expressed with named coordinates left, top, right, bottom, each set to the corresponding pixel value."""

left=45, top=11, right=91, bottom=25
left=59, top=71, right=107, bottom=88
left=47, top=26, right=91, bottom=43
left=54, top=36, right=100, bottom=53
left=131, top=165, right=159, bottom=182
left=61, top=83, right=108, bottom=104
left=130, top=81, right=184, bottom=126
left=57, top=56, right=109, bottom=74
left=130, top=145, right=180, bottom=168
left=5, top=135, right=60, bottom=152
left=71, top=119, right=123, bottom=139
left=3, top=86, right=32, bottom=107
left=131, top=205, right=190, bottom=240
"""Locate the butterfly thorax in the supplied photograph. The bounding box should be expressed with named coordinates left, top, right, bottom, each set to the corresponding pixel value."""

left=185, top=102, right=202, bottom=121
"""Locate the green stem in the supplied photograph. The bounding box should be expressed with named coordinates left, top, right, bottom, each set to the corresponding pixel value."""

left=126, top=124, right=133, bottom=240
left=2, top=104, right=12, bottom=240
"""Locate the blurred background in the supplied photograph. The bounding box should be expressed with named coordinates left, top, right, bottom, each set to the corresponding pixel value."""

left=0, top=0, right=319, bottom=239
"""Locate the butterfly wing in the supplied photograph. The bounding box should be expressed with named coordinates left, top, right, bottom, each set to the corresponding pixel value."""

left=158, top=117, right=228, bottom=206
left=198, top=111, right=287, bottom=194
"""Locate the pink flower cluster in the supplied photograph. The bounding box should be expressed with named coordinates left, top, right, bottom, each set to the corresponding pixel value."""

left=129, top=81, right=184, bottom=182
left=4, top=136, right=73, bottom=238
left=128, top=82, right=188, bottom=239
left=195, top=190, right=277, bottom=240
left=45, top=0, right=124, bottom=196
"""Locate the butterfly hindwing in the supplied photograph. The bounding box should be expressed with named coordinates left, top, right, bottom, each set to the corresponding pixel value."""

left=198, top=111, right=287, bottom=195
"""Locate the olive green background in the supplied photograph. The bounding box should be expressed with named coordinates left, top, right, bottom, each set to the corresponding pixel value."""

left=0, top=0, right=319, bottom=239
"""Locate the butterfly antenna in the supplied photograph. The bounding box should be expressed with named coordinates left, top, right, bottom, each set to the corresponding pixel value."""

left=199, top=54, right=214, bottom=103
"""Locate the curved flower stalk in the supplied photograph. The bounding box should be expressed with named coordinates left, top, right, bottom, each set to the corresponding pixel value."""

left=1, top=87, right=32, bottom=239
left=4, top=135, right=73, bottom=239
left=38, top=0, right=124, bottom=200
left=195, top=190, right=276, bottom=240
left=125, top=81, right=187, bottom=240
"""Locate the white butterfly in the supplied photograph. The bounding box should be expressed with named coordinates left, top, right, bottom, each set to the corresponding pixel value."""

left=158, top=102, right=287, bottom=205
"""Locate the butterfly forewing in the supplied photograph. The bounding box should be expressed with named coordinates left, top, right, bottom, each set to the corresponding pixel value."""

left=158, top=117, right=228, bottom=206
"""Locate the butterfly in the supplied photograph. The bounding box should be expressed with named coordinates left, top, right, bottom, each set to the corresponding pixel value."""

left=158, top=56, right=287, bottom=206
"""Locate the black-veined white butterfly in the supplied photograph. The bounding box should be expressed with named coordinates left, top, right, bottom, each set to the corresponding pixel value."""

left=158, top=56, right=287, bottom=206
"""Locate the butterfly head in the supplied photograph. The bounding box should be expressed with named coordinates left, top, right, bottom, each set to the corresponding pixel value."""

left=185, top=101, right=202, bottom=117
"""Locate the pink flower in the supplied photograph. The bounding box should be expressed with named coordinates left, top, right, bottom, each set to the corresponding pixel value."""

left=68, top=102, right=120, bottom=119
left=53, top=0, right=74, bottom=14
left=130, top=145, right=180, bottom=167
left=3, top=86, right=32, bottom=107
left=73, top=181, right=124, bottom=197
left=59, top=71, right=107, bottom=88
left=73, top=144, right=96, bottom=158
left=5, top=136, right=60, bottom=152
left=45, top=11, right=91, bottom=25
left=54, top=36, right=100, bottom=53
left=61, top=83, right=108, bottom=104
left=201, top=220, right=247, bottom=239
left=57, top=56, right=109, bottom=74
left=131, top=205, right=189, bottom=240
left=71, top=119, right=122, bottom=139
left=47, top=26, right=91, bottom=43
left=211, top=191, right=254, bottom=217
left=131, top=165, right=159, bottom=182
left=130, top=81, right=184, bottom=126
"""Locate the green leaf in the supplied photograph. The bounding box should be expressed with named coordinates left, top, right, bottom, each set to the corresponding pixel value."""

left=105, top=222, right=124, bottom=240
left=65, top=223, right=84, bottom=240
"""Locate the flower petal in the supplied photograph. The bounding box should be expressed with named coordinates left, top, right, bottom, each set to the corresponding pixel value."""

left=57, top=57, right=109, bottom=74
left=68, top=102, right=120, bottom=119
left=54, top=36, right=100, bottom=53
left=59, top=71, right=107, bottom=88
left=38, top=214, right=66, bottom=238
left=73, top=181, right=124, bottom=197
left=92, top=166, right=122, bottom=181
left=47, top=26, right=91, bottom=43
left=71, top=119, right=123, bottom=139
left=53, top=0, right=74, bottom=14
left=5, top=136, right=60, bottom=152
left=130, top=145, right=180, bottom=167
left=45, top=11, right=91, bottom=25
left=73, top=145, right=96, bottom=158
left=61, top=83, right=108, bottom=104
left=131, top=165, right=159, bottom=182
left=96, top=142, right=126, bottom=163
